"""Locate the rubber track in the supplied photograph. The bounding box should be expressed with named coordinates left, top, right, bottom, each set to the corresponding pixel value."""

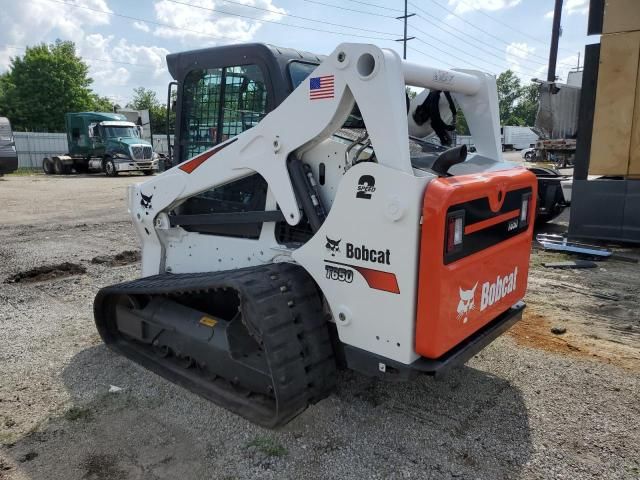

left=94, top=262, right=336, bottom=428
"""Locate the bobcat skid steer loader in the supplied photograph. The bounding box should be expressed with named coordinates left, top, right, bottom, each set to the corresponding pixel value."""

left=94, top=43, right=537, bottom=427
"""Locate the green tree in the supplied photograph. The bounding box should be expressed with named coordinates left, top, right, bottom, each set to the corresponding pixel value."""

left=512, top=83, right=539, bottom=127
left=0, top=40, right=105, bottom=131
left=127, top=86, right=173, bottom=135
left=496, top=70, right=539, bottom=126
left=456, top=106, right=470, bottom=135
left=497, top=70, right=523, bottom=126
left=91, top=94, right=115, bottom=113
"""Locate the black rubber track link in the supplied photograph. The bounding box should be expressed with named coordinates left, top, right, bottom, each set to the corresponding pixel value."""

left=94, top=262, right=336, bottom=428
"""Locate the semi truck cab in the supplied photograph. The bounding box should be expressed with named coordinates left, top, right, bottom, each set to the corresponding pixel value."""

left=43, top=112, right=159, bottom=176
left=87, top=119, right=156, bottom=175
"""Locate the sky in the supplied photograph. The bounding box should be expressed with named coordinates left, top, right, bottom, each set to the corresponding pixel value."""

left=0, top=0, right=593, bottom=106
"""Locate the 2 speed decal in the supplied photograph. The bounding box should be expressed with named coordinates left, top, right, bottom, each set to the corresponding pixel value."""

left=356, top=175, right=376, bottom=200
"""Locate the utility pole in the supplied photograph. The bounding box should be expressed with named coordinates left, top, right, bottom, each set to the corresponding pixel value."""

left=395, top=0, right=415, bottom=60
left=548, top=0, right=563, bottom=82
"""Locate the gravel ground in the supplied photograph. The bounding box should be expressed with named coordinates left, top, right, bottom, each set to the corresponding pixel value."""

left=0, top=173, right=638, bottom=480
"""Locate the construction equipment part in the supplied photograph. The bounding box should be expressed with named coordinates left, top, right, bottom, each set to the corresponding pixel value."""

left=536, top=233, right=612, bottom=257
left=95, top=43, right=537, bottom=427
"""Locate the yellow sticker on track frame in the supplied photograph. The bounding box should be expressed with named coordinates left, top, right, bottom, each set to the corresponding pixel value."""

left=199, top=316, right=218, bottom=328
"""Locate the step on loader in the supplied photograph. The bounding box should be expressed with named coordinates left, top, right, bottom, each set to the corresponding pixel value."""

left=94, top=43, right=537, bottom=427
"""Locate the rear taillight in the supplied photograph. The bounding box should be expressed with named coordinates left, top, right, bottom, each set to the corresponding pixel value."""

left=446, top=211, right=465, bottom=254
left=520, top=193, right=532, bottom=227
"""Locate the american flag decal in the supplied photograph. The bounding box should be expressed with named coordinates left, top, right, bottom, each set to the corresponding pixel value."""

left=309, top=75, right=335, bottom=100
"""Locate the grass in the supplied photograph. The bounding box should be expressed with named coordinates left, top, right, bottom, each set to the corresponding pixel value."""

left=3, top=167, right=41, bottom=176
left=0, top=430, right=17, bottom=445
left=245, top=436, right=288, bottom=457
left=63, top=406, right=92, bottom=422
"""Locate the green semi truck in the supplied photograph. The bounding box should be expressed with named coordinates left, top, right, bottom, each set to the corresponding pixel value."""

left=43, top=112, right=158, bottom=176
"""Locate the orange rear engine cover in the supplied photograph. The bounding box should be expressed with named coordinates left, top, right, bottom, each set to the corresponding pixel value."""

left=415, top=168, right=537, bottom=359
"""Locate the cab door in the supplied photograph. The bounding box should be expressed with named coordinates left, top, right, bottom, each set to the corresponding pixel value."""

left=179, top=63, right=269, bottom=161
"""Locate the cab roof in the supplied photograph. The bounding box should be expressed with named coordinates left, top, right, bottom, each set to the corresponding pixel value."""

left=65, top=112, right=127, bottom=122
left=166, top=42, right=324, bottom=81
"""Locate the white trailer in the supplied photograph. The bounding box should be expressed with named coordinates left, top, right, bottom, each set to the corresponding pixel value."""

left=501, top=126, right=538, bottom=151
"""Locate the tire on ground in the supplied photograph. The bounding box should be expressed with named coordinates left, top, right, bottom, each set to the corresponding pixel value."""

left=42, top=157, right=53, bottom=175
left=103, top=157, right=118, bottom=177
left=53, top=157, right=64, bottom=175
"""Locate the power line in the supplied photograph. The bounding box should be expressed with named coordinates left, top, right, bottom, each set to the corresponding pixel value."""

left=0, top=43, right=159, bottom=69
left=345, top=0, right=404, bottom=12
left=414, top=37, right=496, bottom=74
left=410, top=22, right=543, bottom=77
left=302, top=0, right=395, bottom=18
left=412, top=11, right=550, bottom=70
left=168, top=0, right=398, bottom=37
left=408, top=46, right=455, bottom=69
left=411, top=0, right=575, bottom=68
left=176, top=0, right=475, bottom=76
left=452, top=0, right=573, bottom=52
left=411, top=25, right=536, bottom=75
left=40, top=0, right=395, bottom=43
left=40, top=0, right=244, bottom=43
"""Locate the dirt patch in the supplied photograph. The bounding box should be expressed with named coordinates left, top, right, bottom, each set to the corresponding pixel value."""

left=63, top=406, right=92, bottom=422
left=18, top=452, right=37, bottom=463
left=509, top=309, right=640, bottom=371
left=81, top=453, right=125, bottom=480
left=0, top=458, right=12, bottom=478
left=91, top=250, right=140, bottom=267
left=4, top=262, right=86, bottom=284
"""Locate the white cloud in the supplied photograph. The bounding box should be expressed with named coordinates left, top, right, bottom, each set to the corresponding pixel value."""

left=0, top=0, right=112, bottom=70
left=553, top=53, right=580, bottom=82
left=133, top=21, right=151, bottom=33
left=566, top=0, right=589, bottom=15
left=526, top=52, right=581, bottom=83
left=0, top=1, right=171, bottom=105
left=81, top=34, right=169, bottom=92
left=505, top=41, right=535, bottom=78
left=0, top=0, right=289, bottom=105
left=151, top=0, right=285, bottom=45
left=447, top=0, right=521, bottom=14
left=544, top=0, right=588, bottom=19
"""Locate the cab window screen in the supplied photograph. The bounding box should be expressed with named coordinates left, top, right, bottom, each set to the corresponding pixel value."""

left=181, top=65, right=267, bottom=160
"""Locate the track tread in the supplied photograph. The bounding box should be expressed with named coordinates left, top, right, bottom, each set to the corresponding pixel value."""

left=94, top=262, right=336, bottom=427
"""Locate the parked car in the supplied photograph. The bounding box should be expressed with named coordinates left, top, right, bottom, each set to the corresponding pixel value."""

left=521, top=147, right=536, bottom=161
left=0, top=117, right=18, bottom=176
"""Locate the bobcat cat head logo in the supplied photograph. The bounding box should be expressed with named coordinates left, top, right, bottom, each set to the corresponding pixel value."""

left=140, top=192, right=153, bottom=210
left=457, top=282, right=478, bottom=324
left=325, top=237, right=341, bottom=256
